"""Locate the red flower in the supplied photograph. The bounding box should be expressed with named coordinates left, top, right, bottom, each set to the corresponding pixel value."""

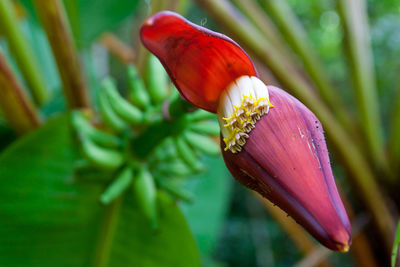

left=140, top=11, right=351, bottom=251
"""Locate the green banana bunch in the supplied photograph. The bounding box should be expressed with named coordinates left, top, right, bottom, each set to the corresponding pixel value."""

left=155, top=159, right=194, bottom=177
left=127, top=65, right=151, bottom=110
left=101, top=166, right=133, bottom=204
left=80, top=136, right=124, bottom=170
left=133, top=166, right=158, bottom=229
left=183, top=130, right=220, bottom=156
left=72, top=110, right=124, bottom=171
left=71, top=111, right=121, bottom=148
left=98, top=83, right=128, bottom=132
left=102, top=77, right=143, bottom=124
left=72, top=58, right=225, bottom=229
left=188, top=120, right=220, bottom=136
left=155, top=177, right=193, bottom=202
left=146, top=54, right=168, bottom=105
left=173, top=135, right=203, bottom=172
left=150, top=137, right=179, bottom=161
left=186, top=109, right=216, bottom=121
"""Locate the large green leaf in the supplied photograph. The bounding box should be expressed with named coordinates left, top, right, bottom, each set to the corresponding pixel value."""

left=0, top=114, right=100, bottom=267
left=0, top=114, right=201, bottom=267
left=107, top=192, right=201, bottom=267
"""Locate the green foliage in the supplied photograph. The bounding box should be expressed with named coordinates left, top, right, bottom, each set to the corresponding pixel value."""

left=0, top=114, right=100, bottom=267
left=69, top=0, right=141, bottom=46
left=0, top=114, right=201, bottom=266
left=108, top=192, right=201, bottom=267
left=20, top=0, right=141, bottom=47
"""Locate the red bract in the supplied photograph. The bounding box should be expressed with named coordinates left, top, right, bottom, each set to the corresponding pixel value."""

left=140, top=11, right=351, bottom=252
left=140, top=11, right=257, bottom=113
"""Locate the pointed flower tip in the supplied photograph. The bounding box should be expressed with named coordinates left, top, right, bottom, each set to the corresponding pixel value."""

left=328, top=226, right=352, bottom=252
left=337, top=241, right=350, bottom=253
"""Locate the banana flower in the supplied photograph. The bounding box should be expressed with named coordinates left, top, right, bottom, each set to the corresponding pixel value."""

left=140, top=11, right=351, bottom=252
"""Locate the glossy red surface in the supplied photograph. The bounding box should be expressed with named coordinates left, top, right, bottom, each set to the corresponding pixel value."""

left=140, top=11, right=257, bottom=112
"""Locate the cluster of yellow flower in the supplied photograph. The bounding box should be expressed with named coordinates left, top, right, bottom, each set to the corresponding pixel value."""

left=217, top=76, right=273, bottom=153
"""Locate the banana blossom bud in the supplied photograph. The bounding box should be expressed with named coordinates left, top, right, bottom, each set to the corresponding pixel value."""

left=140, top=11, right=351, bottom=252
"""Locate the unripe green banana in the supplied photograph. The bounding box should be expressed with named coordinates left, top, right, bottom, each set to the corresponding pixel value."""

left=71, top=111, right=121, bottom=148
left=146, top=54, right=168, bottom=104
left=151, top=137, right=179, bottom=162
left=133, top=166, right=158, bottom=229
left=155, top=177, right=193, bottom=202
left=100, top=166, right=133, bottom=204
left=98, top=83, right=128, bottom=132
left=81, top=136, right=124, bottom=170
left=186, top=109, right=216, bottom=121
left=173, top=135, right=203, bottom=172
left=152, top=146, right=178, bottom=162
left=142, top=106, right=163, bottom=124
left=188, top=120, right=220, bottom=136
left=127, top=65, right=151, bottom=110
left=102, top=77, right=143, bottom=124
left=156, top=159, right=194, bottom=177
left=183, top=130, right=220, bottom=156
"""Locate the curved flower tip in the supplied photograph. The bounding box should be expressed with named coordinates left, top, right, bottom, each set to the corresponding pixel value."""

left=222, top=86, right=351, bottom=251
left=140, top=11, right=352, bottom=251
left=140, top=11, right=257, bottom=113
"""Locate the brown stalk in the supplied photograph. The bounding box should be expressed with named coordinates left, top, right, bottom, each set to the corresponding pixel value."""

left=33, top=0, right=89, bottom=109
left=0, top=50, right=41, bottom=134
left=135, top=0, right=168, bottom=73
left=230, top=0, right=296, bottom=64
left=337, top=0, right=387, bottom=174
left=0, top=0, right=50, bottom=106
left=262, top=0, right=357, bottom=138
left=99, top=33, right=135, bottom=64
left=338, top=186, right=380, bottom=267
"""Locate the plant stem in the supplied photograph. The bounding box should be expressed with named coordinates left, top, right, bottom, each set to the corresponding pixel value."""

left=338, top=0, right=387, bottom=173
left=197, top=0, right=395, bottom=252
left=92, top=197, right=122, bottom=267
left=225, top=0, right=311, bottom=87
left=338, top=186, right=379, bottom=267
left=0, top=0, right=49, bottom=106
left=263, top=0, right=356, bottom=137
left=132, top=97, right=193, bottom=158
left=0, top=49, right=41, bottom=134
left=99, top=33, right=135, bottom=64
left=230, top=0, right=298, bottom=64
left=33, top=0, right=90, bottom=109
